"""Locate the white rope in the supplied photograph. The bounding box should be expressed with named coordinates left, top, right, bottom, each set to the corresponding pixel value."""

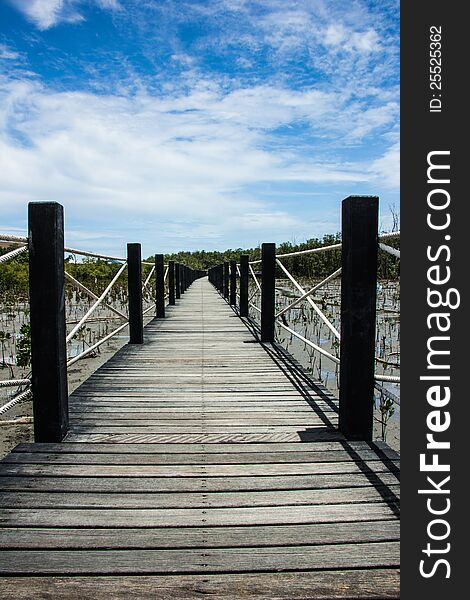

left=0, top=245, right=28, bottom=264
left=249, top=265, right=262, bottom=292
left=277, top=322, right=340, bottom=364
left=66, top=262, right=128, bottom=342
left=0, top=234, right=27, bottom=244
left=164, top=266, right=169, bottom=282
left=249, top=232, right=399, bottom=264
left=142, top=265, right=155, bottom=293
left=375, top=374, right=400, bottom=383
left=0, top=379, right=30, bottom=388
left=276, top=268, right=342, bottom=319
left=143, top=305, right=155, bottom=315
left=250, top=242, right=342, bottom=264
left=0, top=389, right=32, bottom=416
left=249, top=302, right=261, bottom=313
left=379, top=243, right=400, bottom=259
left=64, top=247, right=126, bottom=262
left=67, top=322, right=129, bottom=367
left=276, top=259, right=340, bottom=340
left=379, top=231, right=400, bottom=240
left=64, top=271, right=128, bottom=320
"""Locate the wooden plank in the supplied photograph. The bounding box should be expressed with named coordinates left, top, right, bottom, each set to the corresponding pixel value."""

left=0, top=503, right=398, bottom=527
left=0, top=459, right=399, bottom=478
left=12, top=441, right=398, bottom=458
left=0, top=542, right=400, bottom=574
left=0, top=521, right=400, bottom=549
left=0, top=569, right=401, bottom=599
left=0, top=485, right=400, bottom=509
left=2, top=449, right=399, bottom=465
left=0, top=472, right=400, bottom=493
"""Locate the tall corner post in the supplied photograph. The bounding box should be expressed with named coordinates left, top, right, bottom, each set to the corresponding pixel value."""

left=127, top=243, right=144, bottom=344
left=239, top=254, right=249, bottom=317
left=261, top=243, right=276, bottom=342
left=28, top=201, right=69, bottom=442
left=339, top=195, right=379, bottom=441
left=168, top=260, right=175, bottom=305
left=229, top=259, right=237, bottom=305
left=155, top=253, right=165, bottom=318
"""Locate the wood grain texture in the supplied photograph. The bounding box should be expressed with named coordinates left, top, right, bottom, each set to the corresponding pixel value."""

left=0, top=278, right=400, bottom=597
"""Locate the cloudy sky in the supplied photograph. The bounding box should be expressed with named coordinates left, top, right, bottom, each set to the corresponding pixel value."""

left=0, top=0, right=399, bottom=256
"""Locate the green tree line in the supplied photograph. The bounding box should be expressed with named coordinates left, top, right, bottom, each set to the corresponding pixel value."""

left=1, top=233, right=399, bottom=300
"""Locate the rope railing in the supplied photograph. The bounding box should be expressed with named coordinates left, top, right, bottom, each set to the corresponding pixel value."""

left=379, top=242, right=400, bottom=259
left=1, top=205, right=205, bottom=429
left=66, top=262, right=128, bottom=342
left=0, top=234, right=27, bottom=244
left=208, top=196, right=400, bottom=442
left=275, top=258, right=340, bottom=340
left=0, top=389, right=32, bottom=417
left=0, top=379, right=30, bottom=388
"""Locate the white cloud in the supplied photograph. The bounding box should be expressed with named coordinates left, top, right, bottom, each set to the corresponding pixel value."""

left=368, top=142, right=400, bottom=188
left=9, top=0, right=120, bottom=30
left=0, top=78, right=398, bottom=230
left=0, top=44, right=20, bottom=60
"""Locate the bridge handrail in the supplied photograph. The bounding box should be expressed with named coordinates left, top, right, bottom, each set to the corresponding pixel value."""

left=0, top=204, right=205, bottom=429
left=208, top=195, right=400, bottom=441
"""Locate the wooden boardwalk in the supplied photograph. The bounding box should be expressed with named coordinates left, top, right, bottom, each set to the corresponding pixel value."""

left=0, top=278, right=400, bottom=598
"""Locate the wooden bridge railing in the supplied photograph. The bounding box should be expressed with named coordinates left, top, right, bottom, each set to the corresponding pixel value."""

left=0, top=201, right=205, bottom=441
left=208, top=195, right=400, bottom=442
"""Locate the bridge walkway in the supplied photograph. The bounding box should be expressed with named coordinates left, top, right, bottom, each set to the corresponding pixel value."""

left=0, top=277, right=400, bottom=599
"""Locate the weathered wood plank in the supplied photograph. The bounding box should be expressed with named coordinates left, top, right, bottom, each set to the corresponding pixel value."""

left=0, top=503, right=398, bottom=527
left=0, top=459, right=399, bottom=477
left=0, top=569, right=401, bottom=599
left=0, top=472, right=400, bottom=492
left=0, top=542, right=400, bottom=574
left=0, top=521, right=399, bottom=549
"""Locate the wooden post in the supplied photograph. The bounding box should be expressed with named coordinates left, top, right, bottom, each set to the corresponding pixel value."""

left=219, top=264, right=223, bottom=294
left=229, top=259, right=237, bottom=305
left=223, top=261, right=229, bottom=299
left=339, top=196, right=379, bottom=441
left=155, top=254, right=165, bottom=318
left=28, top=202, right=69, bottom=442
left=168, top=260, right=175, bottom=305
left=127, top=243, right=143, bottom=344
left=261, top=243, right=276, bottom=342
left=175, top=262, right=181, bottom=299
left=239, top=254, right=249, bottom=317
left=181, top=264, right=185, bottom=294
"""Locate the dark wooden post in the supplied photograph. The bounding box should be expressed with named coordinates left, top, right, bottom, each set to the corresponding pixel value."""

left=175, top=262, right=181, bottom=299
left=127, top=243, right=143, bottom=344
left=223, top=261, right=229, bottom=299
left=28, top=202, right=69, bottom=442
left=339, top=196, right=379, bottom=441
left=239, top=254, right=249, bottom=317
left=155, top=254, right=165, bottom=318
left=229, top=260, right=237, bottom=305
left=181, top=264, right=185, bottom=294
left=168, top=260, right=175, bottom=305
left=261, top=243, right=276, bottom=342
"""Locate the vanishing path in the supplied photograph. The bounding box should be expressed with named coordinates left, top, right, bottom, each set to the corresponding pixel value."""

left=0, top=278, right=400, bottom=598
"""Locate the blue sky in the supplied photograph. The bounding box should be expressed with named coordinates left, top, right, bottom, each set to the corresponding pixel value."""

left=0, top=0, right=399, bottom=256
